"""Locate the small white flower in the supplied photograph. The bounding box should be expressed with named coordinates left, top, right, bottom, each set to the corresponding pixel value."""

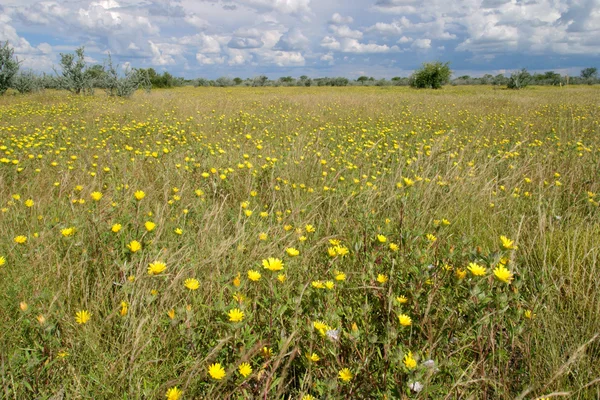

left=409, top=381, right=423, bottom=393
left=423, top=359, right=435, bottom=368
left=326, top=328, right=340, bottom=341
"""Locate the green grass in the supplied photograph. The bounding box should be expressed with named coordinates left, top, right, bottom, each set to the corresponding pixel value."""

left=0, top=85, right=599, bottom=399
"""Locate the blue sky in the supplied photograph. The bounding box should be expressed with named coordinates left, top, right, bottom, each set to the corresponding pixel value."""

left=1, top=0, right=599, bottom=79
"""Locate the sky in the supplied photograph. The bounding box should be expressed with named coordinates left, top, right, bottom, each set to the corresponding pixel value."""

left=1, top=0, right=599, bottom=79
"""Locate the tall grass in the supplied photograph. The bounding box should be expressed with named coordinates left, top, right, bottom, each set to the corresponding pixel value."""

left=0, top=85, right=599, bottom=399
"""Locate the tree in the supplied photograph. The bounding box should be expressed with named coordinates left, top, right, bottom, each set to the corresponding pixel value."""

left=0, top=41, right=21, bottom=95
left=299, top=75, right=311, bottom=86
left=85, top=64, right=107, bottom=87
left=409, top=61, right=452, bottom=89
left=215, top=76, right=233, bottom=87
left=357, top=76, right=369, bottom=85
left=581, top=67, right=597, bottom=79
left=102, top=54, right=151, bottom=98
left=581, top=67, right=597, bottom=84
left=252, top=75, right=268, bottom=87
left=481, top=74, right=494, bottom=85
left=493, top=74, right=508, bottom=86
left=233, top=77, right=243, bottom=85
left=540, top=71, right=562, bottom=85
left=507, top=68, right=531, bottom=89
left=57, top=47, right=93, bottom=95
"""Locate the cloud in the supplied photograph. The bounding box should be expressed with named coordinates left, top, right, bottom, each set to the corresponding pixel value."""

left=322, top=34, right=398, bottom=54
left=228, top=37, right=264, bottom=49
left=372, top=0, right=418, bottom=15
left=184, top=14, right=209, bottom=29
left=411, top=38, right=431, bottom=50
left=149, top=40, right=175, bottom=65
left=196, top=53, right=225, bottom=65
left=329, top=24, right=363, bottom=39
left=274, top=28, right=309, bottom=51
left=366, top=21, right=403, bottom=35
left=0, top=13, right=52, bottom=59
left=330, top=13, right=353, bottom=25
left=339, top=38, right=398, bottom=53
left=0, top=0, right=599, bottom=78
left=320, top=36, right=341, bottom=51
left=321, top=52, right=334, bottom=62
left=236, top=0, right=311, bottom=14
left=177, top=33, right=222, bottom=53
left=261, top=50, right=305, bottom=66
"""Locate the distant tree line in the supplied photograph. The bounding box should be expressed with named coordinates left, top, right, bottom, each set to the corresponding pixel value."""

left=0, top=41, right=597, bottom=96
left=195, top=64, right=597, bottom=89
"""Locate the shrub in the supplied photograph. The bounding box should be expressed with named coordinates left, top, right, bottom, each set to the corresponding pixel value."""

left=11, top=70, right=42, bottom=94
left=102, top=54, right=151, bottom=98
left=507, top=69, right=532, bottom=89
left=57, top=47, right=94, bottom=95
left=0, top=41, right=21, bottom=95
left=215, top=77, right=234, bottom=87
left=409, top=61, right=452, bottom=89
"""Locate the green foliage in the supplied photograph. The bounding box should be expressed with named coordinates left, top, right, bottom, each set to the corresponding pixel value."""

left=533, top=71, right=563, bottom=86
left=57, top=47, right=94, bottom=95
left=253, top=75, right=269, bottom=87
left=409, top=62, right=452, bottom=89
left=85, top=64, right=108, bottom=87
left=507, top=69, right=532, bottom=90
left=580, top=67, right=597, bottom=80
left=11, top=70, right=42, bottom=94
left=215, top=77, right=234, bottom=87
left=102, top=54, right=151, bottom=98
left=137, top=68, right=182, bottom=88
left=581, top=67, right=598, bottom=85
left=0, top=41, right=21, bottom=95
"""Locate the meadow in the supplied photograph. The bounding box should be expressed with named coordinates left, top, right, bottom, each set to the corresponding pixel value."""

left=0, top=85, right=599, bottom=399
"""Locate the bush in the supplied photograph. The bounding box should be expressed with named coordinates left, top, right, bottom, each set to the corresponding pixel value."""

left=102, top=55, right=151, bottom=98
left=11, top=70, right=42, bottom=94
left=580, top=67, right=598, bottom=85
left=507, top=69, right=532, bottom=90
left=409, top=62, right=452, bottom=89
left=0, top=41, right=21, bottom=95
left=57, top=47, right=94, bottom=95
left=215, top=77, right=234, bottom=87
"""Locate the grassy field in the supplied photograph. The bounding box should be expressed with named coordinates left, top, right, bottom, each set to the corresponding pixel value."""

left=1, top=85, right=599, bottom=399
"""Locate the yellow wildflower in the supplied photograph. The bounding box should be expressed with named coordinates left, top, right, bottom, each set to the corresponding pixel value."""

left=184, top=278, right=200, bottom=290
left=467, top=262, right=487, bottom=276
left=248, top=270, right=261, bottom=281
left=127, top=240, right=142, bottom=253
left=75, top=310, right=91, bottom=324
left=262, top=257, right=284, bottom=271
left=228, top=308, right=244, bottom=322
left=208, top=363, right=226, bottom=380
left=493, top=265, right=514, bottom=284
left=148, top=261, right=167, bottom=275
left=338, top=368, right=353, bottom=382
left=238, top=362, right=252, bottom=378
left=403, top=351, right=417, bottom=369
left=398, top=314, right=412, bottom=326
left=165, top=387, right=182, bottom=400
